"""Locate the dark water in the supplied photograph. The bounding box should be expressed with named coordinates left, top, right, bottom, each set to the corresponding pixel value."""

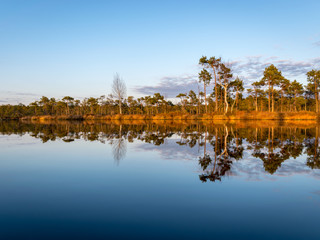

left=0, top=121, right=319, bottom=240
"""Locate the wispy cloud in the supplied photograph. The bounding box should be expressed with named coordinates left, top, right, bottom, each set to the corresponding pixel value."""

left=232, top=56, right=320, bottom=83
left=0, top=91, right=40, bottom=105
left=134, top=74, right=200, bottom=98
left=3, top=91, right=39, bottom=97
left=313, top=41, right=320, bottom=47
left=134, top=56, right=320, bottom=97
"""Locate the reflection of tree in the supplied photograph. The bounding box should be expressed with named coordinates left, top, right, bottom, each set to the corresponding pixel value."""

left=253, top=152, right=286, bottom=174
left=62, top=138, right=74, bottom=142
left=306, top=152, right=320, bottom=169
left=110, top=124, right=127, bottom=164
left=251, top=127, right=303, bottom=174
left=282, top=140, right=303, bottom=159
left=305, top=127, right=320, bottom=169
left=199, top=154, right=233, bottom=182
left=2, top=121, right=320, bottom=174
left=110, top=138, right=127, bottom=164
left=252, top=128, right=278, bottom=173
left=198, top=126, right=240, bottom=182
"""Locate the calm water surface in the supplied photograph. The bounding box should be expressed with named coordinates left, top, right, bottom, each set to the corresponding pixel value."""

left=0, top=121, right=319, bottom=240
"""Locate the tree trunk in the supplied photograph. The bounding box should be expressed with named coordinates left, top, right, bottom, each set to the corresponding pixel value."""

left=255, top=92, right=258, bottom=111
left=231, top=91, right=238, bottom=113
left=294, top=93, right=297, bottom=112
left=305, top=100, right=307, bottom=111
left=220, top=87, right=223, bottom=113
left=67, top=104, right=69, bottom=115
left=204, top=83, right=207, bottom=114
left=212, top=67, right=218, bottom=112
left=224, top=84, right=228, bottom=114
left=315, top=82, right=318, bottom=113
left=271, top=86, right=274, bottom=112
left=268, top=78, right=271, bottom=112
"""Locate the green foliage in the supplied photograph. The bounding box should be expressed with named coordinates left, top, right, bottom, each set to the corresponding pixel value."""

left=307, top=69, right=320, bottom=87
left=198, top=69, right=212, bottom=86
left=261, top=64, right=285, bottom=86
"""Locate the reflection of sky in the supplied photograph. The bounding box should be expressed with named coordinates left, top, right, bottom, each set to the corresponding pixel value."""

left=0, top=134, right=39, bottom=148
left=0, top=133, right=320, bottom=239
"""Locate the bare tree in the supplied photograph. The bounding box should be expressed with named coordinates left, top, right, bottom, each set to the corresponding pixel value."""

left=112, top=73, right=127, bottom=115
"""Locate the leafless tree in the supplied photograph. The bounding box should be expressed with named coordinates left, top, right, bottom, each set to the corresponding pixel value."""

left=112, top=73, right=126, bottom=114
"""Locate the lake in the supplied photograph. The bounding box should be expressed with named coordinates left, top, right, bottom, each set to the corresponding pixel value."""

left=0, top=120, right=319, bottom=240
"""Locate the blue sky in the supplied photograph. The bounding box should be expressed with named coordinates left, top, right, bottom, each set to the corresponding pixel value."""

left=0, top=0, right=320, bottom=104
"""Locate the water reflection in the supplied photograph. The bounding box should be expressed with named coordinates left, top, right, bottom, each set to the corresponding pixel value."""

left=1, top=120, right=320, bottom=182
left=111, top=138, right=127, bottom=164
left=199, top=126, right=244, bottom=182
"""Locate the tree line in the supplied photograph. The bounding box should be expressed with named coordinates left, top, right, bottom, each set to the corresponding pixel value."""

left=197, top=56, right=320, bottom=114
left=1, top=56, right=320, bottom=119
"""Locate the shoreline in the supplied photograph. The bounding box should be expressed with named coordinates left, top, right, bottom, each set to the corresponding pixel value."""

left=2, top=118, right=320, bottom=129
left=13, top=111, right=320, bottom=121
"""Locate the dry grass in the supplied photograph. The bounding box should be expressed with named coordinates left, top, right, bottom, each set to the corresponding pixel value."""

left=282, top=111, right=317, bottom=120
left=22, top=111, right=320, bottom=123
left=39, top=115, right=56, bottom=121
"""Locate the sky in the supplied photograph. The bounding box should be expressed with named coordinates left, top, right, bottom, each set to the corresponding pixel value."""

left=0, top=0, right=320, bottom=104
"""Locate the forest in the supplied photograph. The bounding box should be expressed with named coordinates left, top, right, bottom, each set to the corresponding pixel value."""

left=1, top=56, right=320, bottom=120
